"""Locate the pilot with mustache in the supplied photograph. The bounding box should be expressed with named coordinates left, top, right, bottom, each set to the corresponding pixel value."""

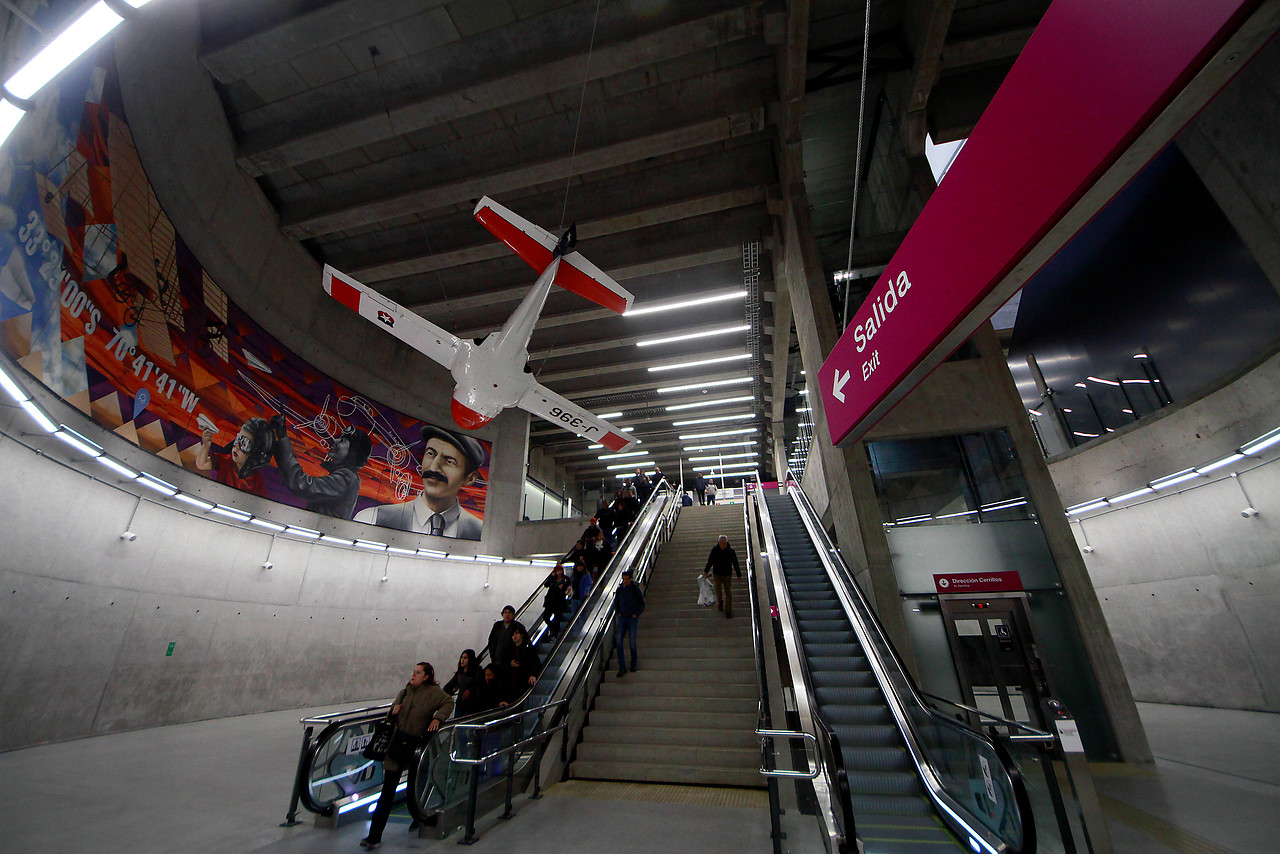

left=269, top=415, right=371, bottom=520
left=354, top=424, right=486, bottom=540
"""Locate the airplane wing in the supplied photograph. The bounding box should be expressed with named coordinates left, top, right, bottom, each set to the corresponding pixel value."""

left=473, top=196, right=634, bottom=315
left=322, top=265, right=460, bottom=368
left=518, top=382, right=638, bottom=453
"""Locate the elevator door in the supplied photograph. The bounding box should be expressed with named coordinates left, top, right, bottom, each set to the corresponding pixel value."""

left=940, top=595, right=1050, bottom=731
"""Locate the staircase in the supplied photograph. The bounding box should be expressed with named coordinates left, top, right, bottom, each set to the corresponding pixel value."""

left=571, top=501, right=762, bottom=787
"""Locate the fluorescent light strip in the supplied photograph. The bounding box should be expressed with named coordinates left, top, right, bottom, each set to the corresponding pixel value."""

left=1065, top=499, right=1108, bottom=516
left=355, top=539, right=387, bottom=551
left=19, top=399, right=57, bottom=432
left=665, top=395, right=755, bottom=412
left=249, top=518, right=286, bottom=532
left=476, top=554, right=504, bottom=563
left=683, top=441, right=757, bottom=452
left=211, top=505, right=251, bottom=521
left=606, top=462, right=646, bottom=470
left=598, top=450, right=649, bottom=460
left=173, top=493, right=214, bottom=511
left=657, top=377, right=752, bottom=394
left=417, top=548, right=446, bottom=558
left=980, top=497, right=1027, bottom=512
left=1087, top=376, right=1120, bottom=386
left=1150, top=469, right=1200, bottom=490
left=286, top=526, right=322, bottom=539
left=0, top=364, right=29, bottom=401
left=1108, top=487, right=1154, bottom=505
left=321, top=535, right=353, bottom=545
left=679, top=427, right=757, bottom=440
left=625, top=290, right=745, bottom=316
left=672, top=413, right=754, bottom=427
left=596, top=412, right=623, bottom=420
left=1241, top=427, right=1280, bottom=456
left=97, top=456, right=138, bottom=479
left=54, top=428, right=103, bottom=457
left=6, top=2, right=125, bottom=99
left=896, top=514, right=933, bottom=524
left=648, top=353, right=750, bottom=373
left=637, top=325, right=749, bottom=347
left=136, top=473, right=178, bottom=496
left=1197, top=453, right=1245, bottom=474
left=935, top=509, right=980, bottom=519
left=693, top=461, right=759, bottom=471
left=688, top=452, right=758, bottom=462
left=386, top=547, right=416, bottom=556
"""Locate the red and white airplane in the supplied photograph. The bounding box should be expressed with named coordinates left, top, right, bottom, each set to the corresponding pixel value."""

left=321, top=196, right=638, bottom=452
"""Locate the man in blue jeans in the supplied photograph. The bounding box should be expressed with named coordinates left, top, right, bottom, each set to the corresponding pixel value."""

left=613, top=570, right=645, bottom=676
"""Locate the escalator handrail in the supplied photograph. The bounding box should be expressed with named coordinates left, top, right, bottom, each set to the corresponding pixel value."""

left=407, top=483, right=679, bottom=821
left=292, top=485, right=675, bottom=821
left=783, top=470, right=1033, bottom=854
left=751, top=474, right=857, bottom=854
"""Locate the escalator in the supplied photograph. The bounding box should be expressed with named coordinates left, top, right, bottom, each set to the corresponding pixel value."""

left=757, top=482, right=1032, bottom=854
left=285, top=482, right=681, bottom=841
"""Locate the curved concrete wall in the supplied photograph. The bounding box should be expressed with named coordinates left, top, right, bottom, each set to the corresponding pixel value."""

left=1050, top=350, right=1280, bottom=711
left=0, top=382, right=544, bottom=751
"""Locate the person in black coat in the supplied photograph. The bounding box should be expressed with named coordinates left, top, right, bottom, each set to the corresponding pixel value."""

left=443, top=648, right=482, bottom=717
left=487, top=605, right=526, bottom=677
left=704, top=535, right=743, bottom=618
left=500, top=628, right=541, bottom=706
left=541, top=563, right=573, bottom=639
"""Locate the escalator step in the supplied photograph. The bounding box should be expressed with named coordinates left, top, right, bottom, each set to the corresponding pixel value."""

left=804, top=631, right=857, bottom=645
left=816, top=701, right=891, bottom=725
left=851, top=794, right=934, bottom=816
left=806, top=657, right=874, bottom=675
left=797, top=619, right=850, bottom=632
left=847, top=770, right=925, bottom=796
left=826, top=722, right=900, bottom=746
left=803, top=645, right=865, bottom=660
left=840, top=745, right=914, bottom=772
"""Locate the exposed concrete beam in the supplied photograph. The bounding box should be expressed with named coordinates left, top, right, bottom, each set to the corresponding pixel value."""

left=407, top=246, right=743, bottom=315
left=236, top=5, right=765, bottom=176
left=280, top=108, right=768, bottom=239
left=900, top=0, right=956, bottom=200
left=939, top=25, right=1034, bottom=71
left=775, top=0, right=810, bottom=146
left=355, top=187, right=767, bottom=283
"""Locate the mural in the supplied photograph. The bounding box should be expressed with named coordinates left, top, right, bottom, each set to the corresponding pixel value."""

left=0, top=56, right=489, bottom=540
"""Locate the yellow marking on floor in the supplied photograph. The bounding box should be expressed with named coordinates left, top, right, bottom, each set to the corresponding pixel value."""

left=544, top=780, right=768, bottom=809
left=1099, top=793, right=1240, bottom=854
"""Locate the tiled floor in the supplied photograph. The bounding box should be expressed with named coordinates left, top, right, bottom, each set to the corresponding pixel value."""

left=0, top=701, right=1274, bottom=852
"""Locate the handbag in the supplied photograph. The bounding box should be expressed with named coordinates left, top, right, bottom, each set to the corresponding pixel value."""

left=387, top=729, right=426, bottom=766
left=362, top=719, right=395, bottom=761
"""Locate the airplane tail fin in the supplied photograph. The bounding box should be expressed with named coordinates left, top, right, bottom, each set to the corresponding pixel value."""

left=473, top=196, right=634, bottom=315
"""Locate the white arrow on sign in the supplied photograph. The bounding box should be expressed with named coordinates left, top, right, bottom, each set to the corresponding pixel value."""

left=832, top=369, right=851, bottom=403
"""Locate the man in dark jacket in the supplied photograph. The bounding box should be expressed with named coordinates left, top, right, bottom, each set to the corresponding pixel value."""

left=487, top=605, right=526, bottom=676
left=704, top=535, right=742, bottom=618
left=613, top=570, right=646, bottom=676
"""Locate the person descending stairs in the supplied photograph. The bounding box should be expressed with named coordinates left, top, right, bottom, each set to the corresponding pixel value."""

left=571, top=501, right=762, bottom=787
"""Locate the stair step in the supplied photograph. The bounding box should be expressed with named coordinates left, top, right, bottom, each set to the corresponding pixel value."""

left=587, top=708, right=756, bottom=731
left=583, top=727, right=757, bottom=752
left=591, top=694, right=756, bottom=716
left=570, top=760, right=763, bottom=789
left=576, top=741, right=757, bottom=768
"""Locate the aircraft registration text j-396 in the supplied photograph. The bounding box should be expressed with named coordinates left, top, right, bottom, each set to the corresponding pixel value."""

left=320, top=197, right=638, bottom=452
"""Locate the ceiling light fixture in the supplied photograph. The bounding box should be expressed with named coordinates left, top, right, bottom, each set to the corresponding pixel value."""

left=665, top=395, right=755, bottom=412
left=648, top=353, right=750, bottom=373
left=657, top=376, right=752, bottom=394
left=624, top=290, right=745, bottom=316
left=689, top=452, right=758, bottom=462
left=672, top=413, right=755, bottom=427
left=636, top=325, right=749, bottom=347
left=680, top=427, right=758, bottom=440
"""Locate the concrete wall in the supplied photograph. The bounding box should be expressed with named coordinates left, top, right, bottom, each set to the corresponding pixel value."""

left=1050, top=350, right=1280, bottom=711
left=0, top=385, right=544, bottom=751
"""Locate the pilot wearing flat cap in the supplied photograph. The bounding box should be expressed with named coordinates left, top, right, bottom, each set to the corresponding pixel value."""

left=355, top=424, right=487, bottom=540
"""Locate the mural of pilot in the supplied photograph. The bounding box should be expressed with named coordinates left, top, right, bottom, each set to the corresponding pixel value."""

left=269, top=415, right=371, bottom=520
left=354, top=424, right=485, bottom=540
left=195, top=417, right=274, bottom=493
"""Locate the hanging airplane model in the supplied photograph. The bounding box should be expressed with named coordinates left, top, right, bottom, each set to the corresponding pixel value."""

left=321, top=196, right=638, bottom=452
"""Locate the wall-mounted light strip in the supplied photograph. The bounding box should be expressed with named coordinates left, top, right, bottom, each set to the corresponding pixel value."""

left=136, top=472, right=178, bottom=496
left=211, top=504, right=251, bottom=521
left=249, top=518, right=286, bottom=532
left=54, top=425, right=103, bottom=457
left=96, top=456, right=139, bottom=480
left=286, top=526, right=322, bottom=539
left=173, top=493, right=214, bottom=511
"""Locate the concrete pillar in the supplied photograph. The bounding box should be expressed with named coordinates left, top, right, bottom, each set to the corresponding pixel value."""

left=483, top=408, right=531, bottom=556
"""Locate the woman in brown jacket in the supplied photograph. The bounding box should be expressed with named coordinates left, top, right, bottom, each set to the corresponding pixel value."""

left=361, top=661, right=454, bottom=850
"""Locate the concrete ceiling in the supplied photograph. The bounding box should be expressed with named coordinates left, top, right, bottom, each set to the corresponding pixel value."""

left=190, top=0, right=1049, bottom=486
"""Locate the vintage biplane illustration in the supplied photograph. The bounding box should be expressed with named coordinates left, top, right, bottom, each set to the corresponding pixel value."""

left=322, top=196, right=638, bottom=452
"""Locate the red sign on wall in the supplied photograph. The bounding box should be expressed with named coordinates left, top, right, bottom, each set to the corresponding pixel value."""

left=819, top=0, right=1264, bottom=446
left=934, top=572, right=1024, bottom=595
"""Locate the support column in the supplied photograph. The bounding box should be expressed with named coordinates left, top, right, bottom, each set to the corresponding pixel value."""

left=482, top=408, right=531, bottom=556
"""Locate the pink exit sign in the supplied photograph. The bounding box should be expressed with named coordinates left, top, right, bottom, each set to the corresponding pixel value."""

left=819, top=0, right=1269, bottom=446
left=934, top=572, right=1024, bottom=595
